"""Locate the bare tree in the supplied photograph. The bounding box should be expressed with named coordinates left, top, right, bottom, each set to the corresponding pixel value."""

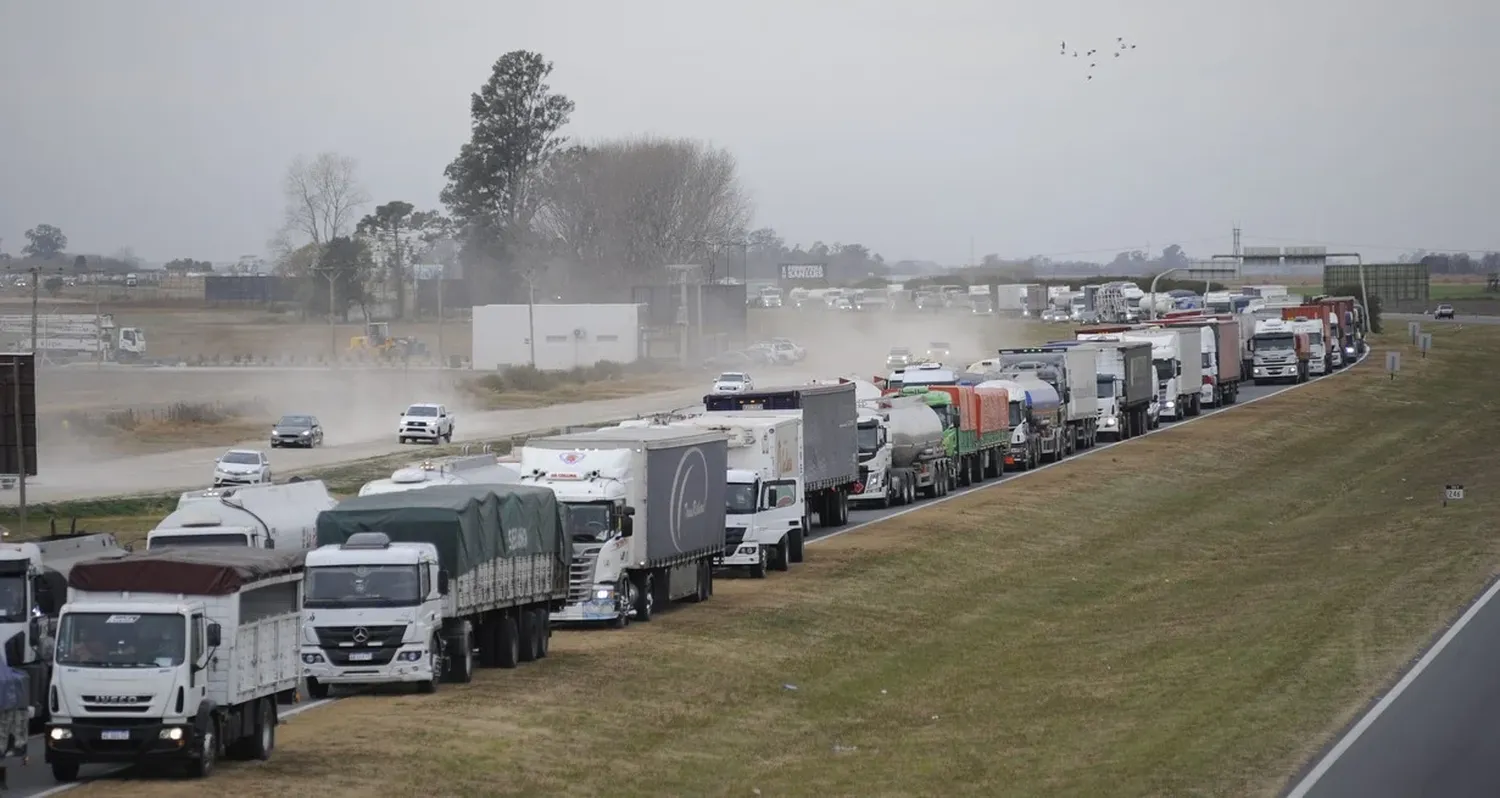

left=279, top=152, right=371, bottom=250
left=536, top=136, right=753, bottom=296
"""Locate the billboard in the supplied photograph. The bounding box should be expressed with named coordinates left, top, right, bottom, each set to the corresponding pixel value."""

left=779, top=263, right=828, bottom=287
left=1323, top=263, right=1429, bottom=304
left=0, top=354, right=38, bottom=476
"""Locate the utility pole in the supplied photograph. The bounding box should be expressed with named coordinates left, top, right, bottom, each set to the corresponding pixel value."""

left=311, top=265, right=340, bottom=366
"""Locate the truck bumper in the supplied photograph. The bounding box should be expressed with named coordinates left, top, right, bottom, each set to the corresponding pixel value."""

left=1253, top=365, right=1298, bottom=381
left=302, top=645, right=433, bottom=685
left=552, top=599, right=625, bottom=623
left=45, top=719, right=199, bottom=764
left=717, top=543, right=765, bottom=566
left=399, top=428, right=443, bottom=441
left=1310, top=360, right=1327, bottom=375
left=1097, top=415, right=1121, bottom=439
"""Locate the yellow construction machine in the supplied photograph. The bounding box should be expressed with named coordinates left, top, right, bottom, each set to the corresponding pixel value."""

left=348, top=321, right=429, bottom=358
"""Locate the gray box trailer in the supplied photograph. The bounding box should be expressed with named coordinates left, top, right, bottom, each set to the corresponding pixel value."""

left=703, top=382, right=858, bottom=527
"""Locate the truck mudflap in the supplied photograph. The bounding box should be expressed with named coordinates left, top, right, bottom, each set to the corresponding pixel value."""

left=45, top=719, right=198, bottom=764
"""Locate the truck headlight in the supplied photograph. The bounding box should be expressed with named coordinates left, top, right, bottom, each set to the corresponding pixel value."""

left=594, top=587, right=614, bottom=601
left=301, top=653, right=325, bottom=664
left=397, top=651, right=424, bottom=662
left=1165, top=401, right=1175, bottom=409
left=159, top=727, right=185, bottom=741
left=48, top=727, right=72, bottom=741
left=1102, top=417, right=1116, bottom=426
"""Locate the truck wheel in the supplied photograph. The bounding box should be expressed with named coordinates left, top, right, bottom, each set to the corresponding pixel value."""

left=417, top=638, right=441, bottom=693
left=788, top=527, right=805, bottom=563
left=517, top=610, right=538, bottom=663
left=447, top=629, right=476, bottom=681
left=633, top=573, right=655, bottom=622
left=534, top=609, right=551, bottom=657
left=306, top=679, right=330, bottom=700
left=247, top=698, right=275, bottom=761
left=612, top=579, right=633, bottom=628
left=495, top=618, right=519, bottom=669
left=188, top=717, right=219, bottom=779
left=750, top=547, right=768, bottom=579
left=50, top=761, right=79, bottom=783
left=771, top=539, right=790, bottom=572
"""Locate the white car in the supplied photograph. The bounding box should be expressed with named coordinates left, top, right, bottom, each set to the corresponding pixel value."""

left=213, top=449, right=271, bottom=487
left=398, top=402, right=455, bottom=444
left=770, top=338, right=805, bottom=363
left=713, top=372, right=755, bottom=394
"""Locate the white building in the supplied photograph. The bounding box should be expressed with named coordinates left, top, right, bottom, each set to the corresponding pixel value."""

left=472, top=303, right=642, bottom=371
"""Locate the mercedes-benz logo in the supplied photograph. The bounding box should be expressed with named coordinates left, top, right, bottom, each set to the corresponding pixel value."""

left=352, top=627, right=370, bottom=644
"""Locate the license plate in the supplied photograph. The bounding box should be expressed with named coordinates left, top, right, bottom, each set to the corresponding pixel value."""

left=349, top=652, right=374, bottom=661
left=101, top=730, right=129, bottom=741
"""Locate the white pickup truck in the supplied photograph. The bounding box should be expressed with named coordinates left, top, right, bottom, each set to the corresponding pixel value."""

left=398, top=403, right=455, bottom=444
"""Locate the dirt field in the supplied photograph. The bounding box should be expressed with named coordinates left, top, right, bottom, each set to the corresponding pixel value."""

left=61, top=324, right=1500, bottom=797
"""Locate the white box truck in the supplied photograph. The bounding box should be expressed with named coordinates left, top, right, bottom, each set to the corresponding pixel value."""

left=44, top=548, right=306, bottom=782
left=148, top=481, right=337, bottom=551
left=1121, top=327, right=1203, bottom=421
left=303, top=485, right=568, bottom=697
left=518, top=427, right=728, bottom=626
left=668, top=414, right=806, bottom=577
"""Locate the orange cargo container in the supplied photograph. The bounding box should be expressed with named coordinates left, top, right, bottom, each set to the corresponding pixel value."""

left=928, top=385, right=976, bottom=431
left=973, top=386, right=1010, bottom=434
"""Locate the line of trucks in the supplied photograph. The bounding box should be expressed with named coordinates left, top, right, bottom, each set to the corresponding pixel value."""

left=0, top=302, right=1367, bottom=780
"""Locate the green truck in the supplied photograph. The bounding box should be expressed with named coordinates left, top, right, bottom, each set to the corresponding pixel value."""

left=897, top=384, right=1010, bottom=493
left=304, top=484, right=569, bottom=695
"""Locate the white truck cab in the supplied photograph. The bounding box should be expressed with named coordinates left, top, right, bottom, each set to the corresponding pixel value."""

left=398, top=403, right=455, bottom=444
left=1122, top=329, right=1200, bottom=421
left=678, top=416, right=804, bottom=577
left=147, top=482, right=336, bottom=551
left=301, top=535, right=446, bottom=694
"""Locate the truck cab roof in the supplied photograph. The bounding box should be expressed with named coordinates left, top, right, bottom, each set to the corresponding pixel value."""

left=61, top=599, right=201, bottom=615
left=307, top=540, right=436, bottom=566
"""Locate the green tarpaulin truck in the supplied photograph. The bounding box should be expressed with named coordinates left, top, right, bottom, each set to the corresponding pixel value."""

left=303, top=484, right=568, bottom=696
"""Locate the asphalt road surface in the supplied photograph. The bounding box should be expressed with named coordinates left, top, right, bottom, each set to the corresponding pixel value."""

left=1283, top=578, right=1500, bottom=798
left=8, top=357, right=1365, bottom=796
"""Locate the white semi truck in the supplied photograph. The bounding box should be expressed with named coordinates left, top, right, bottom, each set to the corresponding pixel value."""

left=304, top=485, right=569, bottom=697
left=666, top=414, right=806, bottom=578
left=1103, top=327, right=1201, bottom=422
left=0, top=531, right=126, bottom=726
left=1044, top=339, right=1154, bottom=441
left=147, top=481, right=337, bottom=550
left=518, top=427, right=728, bottom=626
left=1250, top=319, right=1311, bottom=384
left=45, top=548, right=306, bottom=781
left=848, top=395, right=947, bottom=508
left=356, top=454, right=521, bottom=497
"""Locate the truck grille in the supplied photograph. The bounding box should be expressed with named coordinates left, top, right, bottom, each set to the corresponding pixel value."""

left=724, top=527, right=747, bottom=557
left=568, top=544, right=603, bottom=602
left=314, top=625, right=407, bottom=647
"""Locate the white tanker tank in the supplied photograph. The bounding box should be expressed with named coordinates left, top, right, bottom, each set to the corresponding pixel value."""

left=883, top=399, right=946, bottom=469
left=977, top=378, right=1061, bottom=415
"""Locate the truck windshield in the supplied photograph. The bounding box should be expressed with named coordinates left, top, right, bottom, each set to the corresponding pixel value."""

left=149, top=532, right=250, bottom=549
left=57, top=612, right=186, bottom=668
left=1096, top=377, right=1114, bottom=399
left=0, top=574, right=26, bottom=621
left=1307, top=332, right=1323, bottom=345
left=1008, top=401, right=1022, bottom=427
left=726, top=483, right=757, bottom=515
left=1255, top=334, right=1294, bottom=351
left=565, top=502, right=613, bottom=542
left=1152, top=359, right=1175, bottom=382
left=856, top=421, right=880, bottom=453
left=306, top=565, right=422, bottom=608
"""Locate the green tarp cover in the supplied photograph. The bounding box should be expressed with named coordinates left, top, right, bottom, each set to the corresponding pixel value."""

left=315, top=484, right=564, bottom=577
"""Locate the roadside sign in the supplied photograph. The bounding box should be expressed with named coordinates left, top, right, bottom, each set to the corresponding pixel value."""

left=1419, top=333, right=1432, bottom=358
left=1445, top=484, right=1465, bottom=506
left=1385, top=351, right=1400, bottom=379
left=1408, top=321, right=1421, bottom=344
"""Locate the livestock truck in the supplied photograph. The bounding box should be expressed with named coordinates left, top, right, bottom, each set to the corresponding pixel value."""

left=305, top=484, right=568, bottom=696
left=896, top=383, right=1010, bottom=492
left=45, top=548, right=306, bottom=781
left=1159, top=316, right=1243, bottom=407
left=703, top=382, right=858, bottom=528
left=518, top=427, right=727, bottom=625
left=1249, top=318, right=1311, bottom=384
left=992, top=347, right=1100, bottom=451
left=1045, top=339, right=1153, bottom=440
left=667, top=414, right=806, bottom=576
left=0, top=531, right=125, bottom=726
left=148, top=481, right=338, bottom=550
left=1281, top=305, right=1333, bottom=376
left=976, top=377, right=1063, bottom=469
left=849, top=395, right=948, bottom=507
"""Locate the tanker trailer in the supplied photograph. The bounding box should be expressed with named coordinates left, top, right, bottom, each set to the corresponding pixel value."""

left=977, top=377, right=1064, bottom=470
left=850, top=395, right=949, bottom=508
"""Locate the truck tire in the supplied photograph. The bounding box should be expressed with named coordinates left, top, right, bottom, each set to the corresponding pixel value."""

left=448, top=629, right=476, bottom=681
left=306, top=679, right=330, bottom=700
left=50, top=761, right=79, bottom=783
left=518, top=610, right=538, bottom=663
left=417, top=637, right=441, bottom=693
left=788, top=526, right=805, bottom=564
left=632, top=573, right=655, bottom=622
left=187, top=717, right=219, bottom=779
left=749, top=547, right=768, bottom=579
left=494, top=618, right=519, bottom=669
left=245, top=698, right=275, bottom=761
left=534, top=609, right=551, bottom=657
left=771, top=538, right=790, bottom=572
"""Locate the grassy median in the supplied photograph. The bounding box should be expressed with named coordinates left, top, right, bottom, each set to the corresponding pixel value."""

left=70, top=324, right=1499, bottom=797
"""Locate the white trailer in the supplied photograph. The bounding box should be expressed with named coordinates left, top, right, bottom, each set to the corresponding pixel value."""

left=1122, top=328, right=1203, bottom=421
left=1, top=313, right=146, bottom=361
left=45, top=549, right=306, bottom=781
left=148, top=481, right=337, bottom=550
left=667, top=414, right=806, bottom=577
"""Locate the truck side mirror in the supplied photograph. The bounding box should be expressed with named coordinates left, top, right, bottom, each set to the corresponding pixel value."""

left=621, top=516, right=634, bottom=538
left=34, top=572, right=65, bottom=616
left=1176, top=363, right=1182, bottom=376
left=206, top=623, right=221, bottom=648
left=437, top=570, right=450, bottom=596
left=621, top=505, right=635, bottom=516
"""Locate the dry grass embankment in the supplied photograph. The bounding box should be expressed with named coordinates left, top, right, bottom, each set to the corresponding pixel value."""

left=70, top=325, right=1500, bottom=798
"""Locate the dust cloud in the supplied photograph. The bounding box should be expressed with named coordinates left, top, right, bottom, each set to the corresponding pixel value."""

left=748, top=309, right=1044, bottom=377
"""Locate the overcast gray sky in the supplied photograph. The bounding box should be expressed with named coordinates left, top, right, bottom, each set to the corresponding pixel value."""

left=2, top=0, right=1494, bottom=265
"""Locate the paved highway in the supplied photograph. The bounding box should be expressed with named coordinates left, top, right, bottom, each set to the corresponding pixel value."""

left=9, top=358, right=1365, bottom=796
left=1284, top=578, right=1500, bottom=798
